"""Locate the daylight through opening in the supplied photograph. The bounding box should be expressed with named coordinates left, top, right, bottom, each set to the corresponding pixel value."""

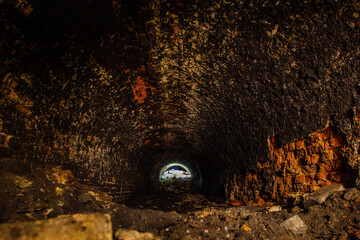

left=155, top=160, right=200, bottom=192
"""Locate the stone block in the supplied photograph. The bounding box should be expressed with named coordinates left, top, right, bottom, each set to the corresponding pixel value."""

left=280, top=215, right=307, bottom=235
left=0, top=213, right=112, bottom=240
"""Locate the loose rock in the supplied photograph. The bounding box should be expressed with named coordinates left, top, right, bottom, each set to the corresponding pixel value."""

left=115, top=229, right=159, bottom=240
left=303, top=184, right=345, bottom=208
left=280, top=215, right=308, bottom=235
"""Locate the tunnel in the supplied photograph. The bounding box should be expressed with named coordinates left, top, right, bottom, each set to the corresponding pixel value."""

left=152, top=157, right=202, bottom=191
left=1, top=0, right=360, bottom=239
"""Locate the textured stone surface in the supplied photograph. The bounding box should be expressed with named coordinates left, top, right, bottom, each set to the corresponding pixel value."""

left=280, top=215, right=308, bottom=235
left=303, top=184, right=345, bottom=208
left=227, top=127, right=358, bottom=205
left=115, top=229, right=159, bottom=240
left=0, top=213, right=112, bottom=240
left=0, top=0, right=360, bottom=201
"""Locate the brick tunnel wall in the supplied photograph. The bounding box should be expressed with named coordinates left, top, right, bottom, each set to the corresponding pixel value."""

left=226, top=124, right=359, bottom=206
left=0, top=0, right=159, bottom=200
left=1, top=0, right=360, bottom=202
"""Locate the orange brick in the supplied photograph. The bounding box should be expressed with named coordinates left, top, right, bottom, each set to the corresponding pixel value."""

left=289, top=142, right=296, bottom=151
left=324, top=140, right=332, bottom=150
left=317, top=140, right=326, bottom=149
left=320, top=180, right=333, bottom=186
left=309, top=133, right=321, bottom=143
left=311, top=154, right=321, bottom=164
left=317, top=172, right=328, bottom=181
left=277, top=148, right=285, bottom=156
left=319, top=162, right=333, bottom=172
left=269, top=135, right=277, bottom=144
left=296, top=149, right=306, bottom=158
left=288, top=165, right=302, bottom=175
left=262, top=161, right=270, bottom=168
left=302, top=165, right=318, bottom=174
left=321, top=128, right=332, bottom=140
left=284, top=176, right=294, bottom=184
left=330, top=135, right=345, bottom=148
left=296, top=140, right=305, bottom=149
left=289, top=157, right=298, bottom=166
left=270, top=150, right=275, bottom=158
left=277, top=155, right=285, bottom=163
left=311, top=185, right=321, bottom=191
left=295, top=175, right=306, bottom=184
left=286, top=151, right=295, bottom=161
left=305, top=175, right=314, bottom=183
left=268, top=135, right=279, bottom=151
left=257, top=162, right=263, bottom=168
left=307, top=145, right=323, bottom=155
left=323, top=150, right=335, bottom=161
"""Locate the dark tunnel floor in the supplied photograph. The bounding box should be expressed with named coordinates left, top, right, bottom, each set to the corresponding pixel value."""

left=1, top=161, right=360, bottom=239
left=124, top=189, right=225, bottom=214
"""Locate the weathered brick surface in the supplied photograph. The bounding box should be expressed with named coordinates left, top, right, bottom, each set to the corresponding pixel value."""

left=226, top=126, right=358, bottom=206
left=1, top=0, right=360, bottom=201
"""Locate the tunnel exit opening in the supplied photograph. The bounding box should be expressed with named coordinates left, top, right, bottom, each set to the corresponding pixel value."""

left=158, top=163, right=193, bottom=191
left=153, top=158, right=202, bottom=192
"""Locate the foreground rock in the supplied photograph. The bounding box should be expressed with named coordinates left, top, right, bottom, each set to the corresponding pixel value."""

left=115, top=229, right=160, bottom=240
left=303, top=184, right=345, bottom=208
left=0, top=213, right=112, bottom=240
left=280, top=215, right=308, bottom=235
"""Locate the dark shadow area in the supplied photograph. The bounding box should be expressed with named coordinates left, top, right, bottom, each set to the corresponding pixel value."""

left=124, top=189, right=224, bottom=214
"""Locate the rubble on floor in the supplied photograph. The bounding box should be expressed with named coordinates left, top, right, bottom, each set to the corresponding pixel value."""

left=1, top=163, right=360, bottom=239
left=0, top=213, right=112, bottom=240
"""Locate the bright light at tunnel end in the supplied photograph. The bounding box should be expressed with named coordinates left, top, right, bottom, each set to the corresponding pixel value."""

left=159, top=163, right=192, bottom=181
